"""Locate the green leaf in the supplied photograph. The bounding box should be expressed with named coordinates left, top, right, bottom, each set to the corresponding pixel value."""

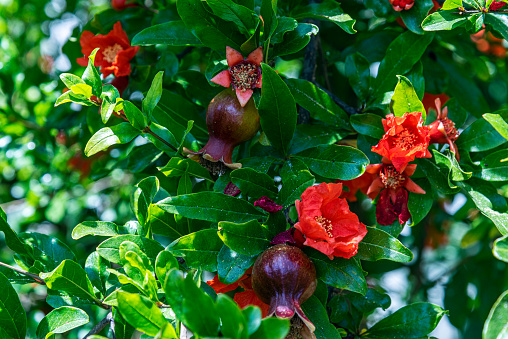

left=260, top=0, right=277, bottom=40
left=167, top=229, right=223, bottom=271
left=493, top=235, right=508, bottom=263
left=350, top=113, right=385, bottom=140
left=157, top=192, right=266, bottom=223
left=143, top=71, right=164, bottom=121
left=84, top=123, right=139, bottom=157
left=289, top=124, right=347, bottom=155
left=486, top=13, right=508, bottom=40
left=374, top=32, right=434, bottom=98
left=217, top=246, right=257, bottom=284
left=0, top=272, right=26, bottom=339
left=357, top=227, right=413, bottom=263
left=159, top=157, right=213, bottom=182
left=407, top=179, right=434, bottom=226
left=476, top=149, right=508, bottom=181
left=302, top=296, right=342, bottom=339
left=117, top=292, right=168, bottom=336
left=457, top=181, right=508, bottom=235
left=40, top=260, right=98, bottom=304
left=177, top=0, right=243, bottom=52
left=155, top=251, right=179, bottom=283
left=100, top=85, right=121, bottom=124
left=163, top=269, right=220, bottom=336
left=124, top=101, right=148, bottom=130
left=207, top=0, right=258, bottom=36
left=19, top=232, right=76, bottom=271
left=97, top=235, right=164, bottom=265
left=0, top=210, right=33, bottom=261
left=442, top=0, right=463, bottom=9
left=154, top=323, right=178, bottom=339
left=132, top=176, right=160, bottom=227
left=278, top=158, right=315, bottom=209
left=250, top=317, right=290, bottom=339
left=293, top=0, right=356, bottom=34
left=294, top=144, right=369, bottom=180
left=345, top=53, right=371, bottom=102
left=456, top=115, right=508, bottom=152
left=483, top=113, right=508, bottom=141
left=272, top=17, right=298, bottom=44
left=272, top=23, right=319, bottom=57
left=85, top=251, right=110, bottom=296
left=434, top=150, right=472, bottom=182
left=230, top=167, right=277, bottom=200
left=422, top=11, right=468, bottom=31
left=70, top=84, right=92, bottom=99
left=149, top=204, right=187, bottom=238
left=305, top=248, right=367, bottom=295
left=36, top=307, right=89, bottom=339
left=418, top=157, right=461, bottom=194
left=285, top=79, right=350, bottom=129
left=400, top=0, right=434, bottom=35
left=72, top=221, right=124, bottom=239
left=82, top=48, right=102, bottom=97
left=348, top=289, right=391, bottom=313
left=132, top=20, right=203, bottom=46
left=216, top=294, right=249, bottom=339
left=54, top=91, right=94, bottom=107
left=391, top=75, right=426, bottom=121
left=483, top=290, right=508, bottom=339
left=366, top=302, right=447, bottom=338
left=143, top=122, right=179, bottom=154
left=59, top=73, right=85, bottom=88
left=218, top=220, right=271, bottom=255
left=258, top=63, right=297, bottom=156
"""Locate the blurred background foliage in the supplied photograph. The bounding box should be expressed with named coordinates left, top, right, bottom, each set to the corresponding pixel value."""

left=1, top=0, right=508, bottom=337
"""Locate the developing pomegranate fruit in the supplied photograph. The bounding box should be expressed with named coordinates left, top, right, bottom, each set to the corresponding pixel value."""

left=184, top=88, right=260, bottom=175
left=251, top=244, right=317, bottom=339
left=389, top=0, right=415, bottom=11
left=111, top=0, right=138, bottom=10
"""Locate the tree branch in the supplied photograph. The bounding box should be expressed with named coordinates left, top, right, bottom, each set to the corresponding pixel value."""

left=0, top=261, right=46, bottom=285
left=314, top=82, right=359, bottom=116
left=83, top=312, right=113, bottom=339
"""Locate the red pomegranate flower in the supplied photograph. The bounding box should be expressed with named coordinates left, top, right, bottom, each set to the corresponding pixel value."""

left=490, top=1, right=507, bottom=11
left=77, top=22, right=139, bottom=78
left=206, top=268, right=270, bottom=317
left=211, top=46, right=263, bottom=107
left=371, top=111, right=431, bottom=173
left=365, top=159, right=425, bottom=225
left=389, top=0, right=415, bottom=11
left=294, top=183, right=367, bottom=260
left=427, top=97, right=460, bottom=160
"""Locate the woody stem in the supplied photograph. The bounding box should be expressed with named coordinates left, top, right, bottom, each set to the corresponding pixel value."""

left=0, top=261, right=46, bottom=285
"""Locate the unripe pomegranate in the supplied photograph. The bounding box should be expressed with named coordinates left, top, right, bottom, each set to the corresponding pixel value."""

left=252, top=244, right=317, bottom=339
left=112, top=0, right=138, bottom=11
left=185, top=88, right=260, bottom=175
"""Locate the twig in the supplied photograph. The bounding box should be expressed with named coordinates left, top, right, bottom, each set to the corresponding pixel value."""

left=314, top=82, right=359, bottom=116
left=0, top=261, right=46, bottom=285
left=83, top=312, right=113, bottom=339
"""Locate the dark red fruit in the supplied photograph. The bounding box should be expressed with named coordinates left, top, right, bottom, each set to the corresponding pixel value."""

left=111, top=0, right=138, bottom=11
left=185, top=88, right=260, bottom=175
left=251, top=244, right=317, bottom=338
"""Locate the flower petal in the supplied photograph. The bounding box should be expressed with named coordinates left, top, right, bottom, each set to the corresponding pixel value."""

left=211, top=70, right=231, bottom=88
left=404, top=178, right=426, bottom=194
left=246, top=46, right=263, bottom=65
left=234, top=290, right=270, bottom=317
left=226, top=46, right=244, bottom=67
left=235, top=88, right=253, bottom=107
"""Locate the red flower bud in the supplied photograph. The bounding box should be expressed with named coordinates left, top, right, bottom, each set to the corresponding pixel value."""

left=490, top=1, right=507, bottom=11
left=185, top=89, right=260, bottom=175
left=254, top=196, right=283, bottom=213
left=389, top=0, right=415, bottom=11
left=252, top=244, right=317, bottom=339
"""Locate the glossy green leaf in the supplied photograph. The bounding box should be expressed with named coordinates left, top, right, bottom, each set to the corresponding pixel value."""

left=55, top=91, right=93, bottom=107
left=85, top=251, right=110, bottom=296
left=207, top=0, right=258, bottom=36
left=302, top=296, right=342, bottom=339
left=158, top=157, right=213, bottom=182
left=350, top=113, right=385, bottom=140
left=357, top=227, right=413, bottom=263
left=100, top=85, right=121, bottom=124
left=72, top=221, right=123, bottom=239
left=476, top=149, right=508, bottom=181
left=124, top=101, right=148, bottom=130
left=117, top=292, right=168, bottom=336
left=132, top=176, right=159, bottom=227
left=149, top=204, right=187, bottom=239
left=82, top=48, right=102, bottom=96
left=272, top=23, right=318, bottom=57
left=484, top=290, right=508, bottom=339
left=70, top=83, right=92, bottom=99
left=167, top=229, right=223, bottom=271
left=456, top=116, right=508, bottom=152
left=374, top=32, right=433, bottom=97
left=143, top=71, right=164, bottom=121
left=258, top=63, right=297, bottom=156
left=36, top=307, right=89, bottom=339
left=278, top=158, right=315, bottom=209
left=84, top=123, right=139, bottom=157
left=407, top=179, right=434, bottom=226
left=294, top=144, right=369, bottom=180
left=345, top=53, right=371, bottom=102
left=143, top=122, right=179, bottom=154
left=250, top=317, right=290, bottom=339
left=484, top=113, right=508, bottom=141
left=391, top=75, right=426, bottom=121
left=132, top=20, right=202, bottom=46
left=305, top=248, right=367, bottom=295
left=260, top=0, right=277, bottom=40
left=19, top=232, right=76, bottom=271
left=289, top=124, right=346, bottom=155
left=218, top=220, right=271, bottom=256
left=366, top=302, right=447, bottom=338
left=216, top=294, right=249, bottom=339
left=157, top=192, right=266, bottom=223
left=163, top=269, right=220, bottom=336
left=286, top=78, right=350, bottom=129
left=230, top=167, right=277, bottom=200
left=418, top=158, right=461, bottom=194
left=0, top=210, right=33, bottom=261
left=59, top=73, right=85, bottom=88
left=348, top=288, right=391, bottom=313
left=486, top=13, right=508, bottom=40
left=271, top=17, right=298, bottom=44
left=442, top=0, right=463, bottom=9
left=400, top=0, right=434, bottom=35
left=40, top=260, right=97, bottom=304
left=217, top=246, right=257, bottom=284
left=155, top=251, right=179, bottom=283
left=0, top=272, right=26, bottom=339
left=154, top=323, right=177, bottom=339
left=422, top=11, right=468, bottom=31
left=97, top=235, right=164, bottom=265
left=433, top=150, right=472, bottom=181
left=293, top=0, right=356, bottom=34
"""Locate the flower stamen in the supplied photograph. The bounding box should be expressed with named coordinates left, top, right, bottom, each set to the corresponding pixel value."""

left=230, top=62, right=260, bottom=91
left=103, top=43, right=123, bottom=63
left=314, top=216, right=334, bottom=238
left=394, top=130, right=417, bottom=150
left=380, top=165, right=406, bottom=190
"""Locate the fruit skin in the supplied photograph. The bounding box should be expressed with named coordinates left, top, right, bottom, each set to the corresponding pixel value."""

left=111, top=0, right=138, bottom=11
left=185, top=88, right=260, bottom=171
left=251, top=244, right=317, bottom=335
